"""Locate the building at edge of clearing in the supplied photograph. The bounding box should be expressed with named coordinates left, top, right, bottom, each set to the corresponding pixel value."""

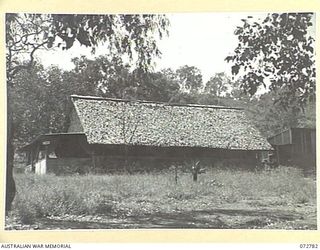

left=20, top=95, right=273, bottom=175
left=268, top=127, right=316, bottom=174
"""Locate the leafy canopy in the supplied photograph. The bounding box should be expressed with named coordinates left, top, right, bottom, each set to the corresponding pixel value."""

left=226, top=13, right=315, bottom=107
left=6, top=13, right=169, bottom=83
left=204, top=72, right=230, bottom=97
left=176, top=65, right=203, bottom=92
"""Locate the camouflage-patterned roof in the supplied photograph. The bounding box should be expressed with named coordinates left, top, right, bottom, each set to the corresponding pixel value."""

left=70, top=95, right=272, bottom=150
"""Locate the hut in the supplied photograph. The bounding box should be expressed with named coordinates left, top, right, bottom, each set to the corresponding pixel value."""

left=21, top=95, right=272, bottom=174
left=20, top=133, right=90, bottom=175
left=268, top=127, right=316, bottom=171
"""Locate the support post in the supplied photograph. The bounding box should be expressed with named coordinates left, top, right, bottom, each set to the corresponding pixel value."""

left=44, top=145, right=48, bottom=174
left=174, top=165, right=178, bottom=184
left=91, top=150, right=96, bottom=173
left=30, top=149, right=34, bottom=172
left=276, top=145, right=280, bottom=166
left=193, top=172, right=198, bottom=182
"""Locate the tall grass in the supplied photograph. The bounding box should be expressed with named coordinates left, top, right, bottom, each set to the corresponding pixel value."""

left=12, top=166, right=316, bottom=223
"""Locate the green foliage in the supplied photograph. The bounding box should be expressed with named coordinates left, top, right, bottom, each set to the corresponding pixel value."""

left=6, top=13, right=169, bottom=82
left=140, top=70, right=180, bottom=102
left=226, top=13, right=315, bottom=107
left=204, top=72, right=230, bottom=96
left=69, top=56, right=181, bottom=102
left=245, top=91, right=316, bottom=137
left=176, top=65, right=203, bottom=92
left=13, top=166, right=316, bottom=222
left=10, top=62, right=93, bottom=147
left=70, top=55, right=132, bottom=98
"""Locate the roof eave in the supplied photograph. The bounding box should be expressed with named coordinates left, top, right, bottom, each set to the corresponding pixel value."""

left=19, top=132, right=86, bottom=152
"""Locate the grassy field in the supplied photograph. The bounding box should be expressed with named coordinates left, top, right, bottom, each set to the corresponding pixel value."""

left=6, top=166, right=317, bottom=229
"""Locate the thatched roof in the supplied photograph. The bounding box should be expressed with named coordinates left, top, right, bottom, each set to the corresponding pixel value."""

left=70, top=95, right=272, bottom=150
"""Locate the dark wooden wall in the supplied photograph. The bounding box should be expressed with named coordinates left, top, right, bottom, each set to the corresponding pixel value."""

left=272, top=128, right=316, bottom=170
left=88, top=145, right=265, bottom=173
left=268, top=129, right=292, bottom=145
left=47, top=158, right=91, bottom=175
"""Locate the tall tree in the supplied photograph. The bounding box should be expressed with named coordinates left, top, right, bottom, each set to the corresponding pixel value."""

left=176, top=65, right=203, bottom=92
left=68, top=56, right=181, bottom=102
left=135, top=70, right=180, bottom=102
left=204, top=72, right=230, bottom=97
left=6, top=13, right=169, bottom=211
left=226, top=13, right=315, bottom=107
left=12, top=64, right=71, bottom=146
left=70, top=55, right=132, bottom=98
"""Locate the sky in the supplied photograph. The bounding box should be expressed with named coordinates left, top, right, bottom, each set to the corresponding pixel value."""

left=37, top=12, right=314, bottom=83
left=37, top=12, right=264, bottom=83
left=154, top=13, right=266, bottom=82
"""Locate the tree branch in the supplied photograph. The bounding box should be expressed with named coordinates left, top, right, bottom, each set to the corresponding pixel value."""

left=8, top=40, right=48, bottom=83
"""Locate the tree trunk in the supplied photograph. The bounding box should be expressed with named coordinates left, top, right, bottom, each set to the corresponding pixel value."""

left=6, top=105, right=16, bottom=212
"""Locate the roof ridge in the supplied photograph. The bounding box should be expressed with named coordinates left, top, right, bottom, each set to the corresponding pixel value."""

left=70, top=94, right=244, bottom=110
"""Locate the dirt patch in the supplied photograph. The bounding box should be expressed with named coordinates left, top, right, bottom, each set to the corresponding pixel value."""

left=6, top=203, right=316, bottom=230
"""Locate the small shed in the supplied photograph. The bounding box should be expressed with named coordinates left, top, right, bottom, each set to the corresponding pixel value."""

left=21, top=95, right=273, bottom=174
left=20, top=133, right=90, bottom=175
left=268, top=127, right=316, bottom=170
